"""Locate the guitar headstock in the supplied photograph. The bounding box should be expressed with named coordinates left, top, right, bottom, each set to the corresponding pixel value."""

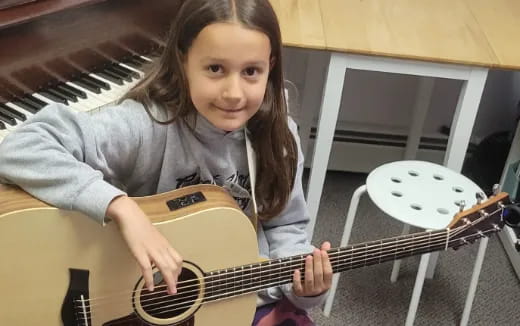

left=447, top=192, right=510, bottom=250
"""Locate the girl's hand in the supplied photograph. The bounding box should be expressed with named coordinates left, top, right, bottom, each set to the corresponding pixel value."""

left=292, top=241, right=332, bottom=297
left=107, top=195, right=183, bottom=295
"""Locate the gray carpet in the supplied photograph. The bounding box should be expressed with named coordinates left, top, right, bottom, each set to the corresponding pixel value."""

left=305, top=170, right=520, bottom=325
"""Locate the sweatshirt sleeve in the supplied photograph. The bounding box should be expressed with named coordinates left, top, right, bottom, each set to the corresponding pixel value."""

left=0, top=100, right=151, bottom=224
left=260, top=118, right=328, bottom=310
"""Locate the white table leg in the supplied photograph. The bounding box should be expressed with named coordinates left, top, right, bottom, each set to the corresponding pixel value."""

left=443, top=67, right=488, bottom=171
left=298, top=50, right=330, bottom=161
left=306, top=53, right=347, bottom=237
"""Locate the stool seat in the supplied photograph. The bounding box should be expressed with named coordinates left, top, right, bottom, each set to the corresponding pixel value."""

left=323, top=160, right=489, bottom=326
left=367, top=160, right=485, bottom=230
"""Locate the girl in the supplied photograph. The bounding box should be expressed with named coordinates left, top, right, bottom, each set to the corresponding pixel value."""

left=0, top=0, right=332, bottom=324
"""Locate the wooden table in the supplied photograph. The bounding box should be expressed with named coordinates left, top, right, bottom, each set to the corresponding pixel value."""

left=283, top=1, right=519, bottom=325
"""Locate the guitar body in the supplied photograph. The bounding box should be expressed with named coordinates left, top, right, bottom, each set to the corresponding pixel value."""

left=0, top=185, right=259, bottom=326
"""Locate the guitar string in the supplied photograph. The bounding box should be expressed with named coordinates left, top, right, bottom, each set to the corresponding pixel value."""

left=80, top=210, right=494, bottom=309
left=76, top=215, right=492, bottom=318
left=82, top=229, right=451, bottom=305
left=77, top=228, right=496, bottom=324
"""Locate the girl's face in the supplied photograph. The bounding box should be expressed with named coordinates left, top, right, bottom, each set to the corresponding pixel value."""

left=183, top=22, right=272, bottom=131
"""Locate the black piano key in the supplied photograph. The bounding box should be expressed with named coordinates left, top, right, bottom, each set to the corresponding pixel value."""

left=104, top=66, right=132, bottom=82
left=73, top=79, right=102, bottom=94
left=24, top=94, right=48, bottom=108
left=95, top=70, right=124, bottom=85
left=0, top=121, right=5, bottom=130
left=39, top=90, right=68, bottom=105
left=0, top=112, right=16, bottom=126
left=47, top=88, right=77, bottom=103
left=50, top=87, right=78, bottom=103
left=82, top=75, right=111, bottom=90
left=121, top=59, right=141, bottom=70
left=0, top=103, right=26, bottom=121
left=132, top=55, right=147, bottom=64
left=58, top=83, right=87, bottom=99
left=112, top=64, right=140, bottom=79
left=12, top=98, right=41, bottom=114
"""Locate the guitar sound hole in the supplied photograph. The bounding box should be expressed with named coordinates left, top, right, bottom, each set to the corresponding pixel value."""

left=138, top=268, right=201, bottom=319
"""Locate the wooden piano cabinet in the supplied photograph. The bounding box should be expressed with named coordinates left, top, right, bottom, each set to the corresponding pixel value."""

left=0, top=0, right=181, bottom=101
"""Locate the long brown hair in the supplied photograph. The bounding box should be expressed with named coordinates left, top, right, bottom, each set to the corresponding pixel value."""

left=124, top=0, right=297, bottom=220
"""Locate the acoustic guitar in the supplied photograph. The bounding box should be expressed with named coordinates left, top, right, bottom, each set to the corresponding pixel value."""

left=0, top=184, right=511, bottom=325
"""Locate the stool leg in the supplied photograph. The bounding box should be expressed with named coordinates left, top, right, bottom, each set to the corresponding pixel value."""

left=425, top=252, right=439, bottom=279
left=405, top=253, right=431, bottom=326
left=390, top=224, right=411, bottom=283
left=323, top=185, right=367, bottom=317
left=460, top=237, right=489, bottom=326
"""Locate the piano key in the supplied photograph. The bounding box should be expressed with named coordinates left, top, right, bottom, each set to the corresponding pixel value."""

left=38, top=90, right=68, bottom=105
left=119, top=62, right=145, bottom=76
left=82, top=75, right=110, bottom=91
left=104, top=66, right=132, bottom=82
left=123, top=58, right=144, bottom=70
left=0, top=103, right=26, bottom=121
left=24, top=94, right=48, bottom=108
left=73, top=78, right=102, bottom=94
left=66, top=81, right=110, bottom=107
left=0, top=112, right=16, bottom=126
left=111, top=64, right=139, bottom=79
left=47, top=87, right=78, bottom=103
left=132, top=56, right=147, bottom=64
left=95, top=71, right=124, bottom=86
left=12, top=97, right=42, bottom=114
left=4, top=102, right=36, bottom=120
left=57, top=83, right=87, bottom=99
left=90, top=73, right=128, bottom=97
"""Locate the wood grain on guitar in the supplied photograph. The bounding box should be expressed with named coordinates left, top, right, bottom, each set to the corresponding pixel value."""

left=0, top=184, right=512, bottom=325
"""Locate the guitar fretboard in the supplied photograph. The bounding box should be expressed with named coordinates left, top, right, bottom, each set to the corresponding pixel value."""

left=203, top=229, right=449, bottom=302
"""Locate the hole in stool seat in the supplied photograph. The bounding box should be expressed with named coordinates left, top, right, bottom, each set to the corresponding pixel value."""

left=391, top=177, right=402, bottom=183
left=433, top=174, right=444, bottom=181
left=408, top=170, right=419, bottom=177
left=452, top=186, right=464, bottom=193
left=391, top=191, right=403, bottom=197
left=437, top=208, right=449, bottom=214
left=410, top=203, right=422, bottom=210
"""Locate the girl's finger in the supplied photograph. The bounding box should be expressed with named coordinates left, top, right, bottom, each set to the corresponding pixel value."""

left=313, top=248, right=324, bottom=289
left=304, top=254, right=314, bottom=292
left=293, top=269, right=303, bottom=296
left=322, top=249, right=333, bottom=287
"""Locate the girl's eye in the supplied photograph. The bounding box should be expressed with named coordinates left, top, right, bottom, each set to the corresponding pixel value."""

left=244, top=67, right=259, bottom=77
left=208, top=65, right=222, bottom=73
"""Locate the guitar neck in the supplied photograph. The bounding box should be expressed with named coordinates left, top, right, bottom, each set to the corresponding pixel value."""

left=203, top=228, right=450, bottom=302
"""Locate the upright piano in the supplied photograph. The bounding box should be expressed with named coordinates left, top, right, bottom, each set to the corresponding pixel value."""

left=0, top=0, right=182, bottom=142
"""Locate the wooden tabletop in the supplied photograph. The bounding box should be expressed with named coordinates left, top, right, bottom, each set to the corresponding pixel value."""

left=319, top=0, right=499, bottom=68
left=273, top=0, right=519, bottom=70
left=466, top=0, right=520, bottom=70
left=270, top=0, right=326, bottom=50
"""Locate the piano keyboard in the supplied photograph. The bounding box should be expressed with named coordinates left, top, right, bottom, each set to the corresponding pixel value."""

left=0, top=55, right=153, bottom=143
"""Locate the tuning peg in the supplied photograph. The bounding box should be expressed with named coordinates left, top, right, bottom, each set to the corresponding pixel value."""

left=458, top=200, right=466, bottom=212
left=492, top=184, right=500, bottom=196
left=476, top=191, right=486, bottom=204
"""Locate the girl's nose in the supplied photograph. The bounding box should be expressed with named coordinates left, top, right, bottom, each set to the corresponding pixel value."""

left=222, top=75, right=244, bottom=104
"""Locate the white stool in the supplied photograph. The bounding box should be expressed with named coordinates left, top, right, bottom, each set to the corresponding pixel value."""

left=323, top=160, right=490, bottom=326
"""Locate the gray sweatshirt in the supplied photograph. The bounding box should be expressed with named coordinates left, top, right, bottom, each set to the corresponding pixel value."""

left=0, top=99, right=326, bottom=310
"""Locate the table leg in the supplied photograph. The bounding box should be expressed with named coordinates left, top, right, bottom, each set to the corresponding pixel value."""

left=305, top=53, right=346, bottom=237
